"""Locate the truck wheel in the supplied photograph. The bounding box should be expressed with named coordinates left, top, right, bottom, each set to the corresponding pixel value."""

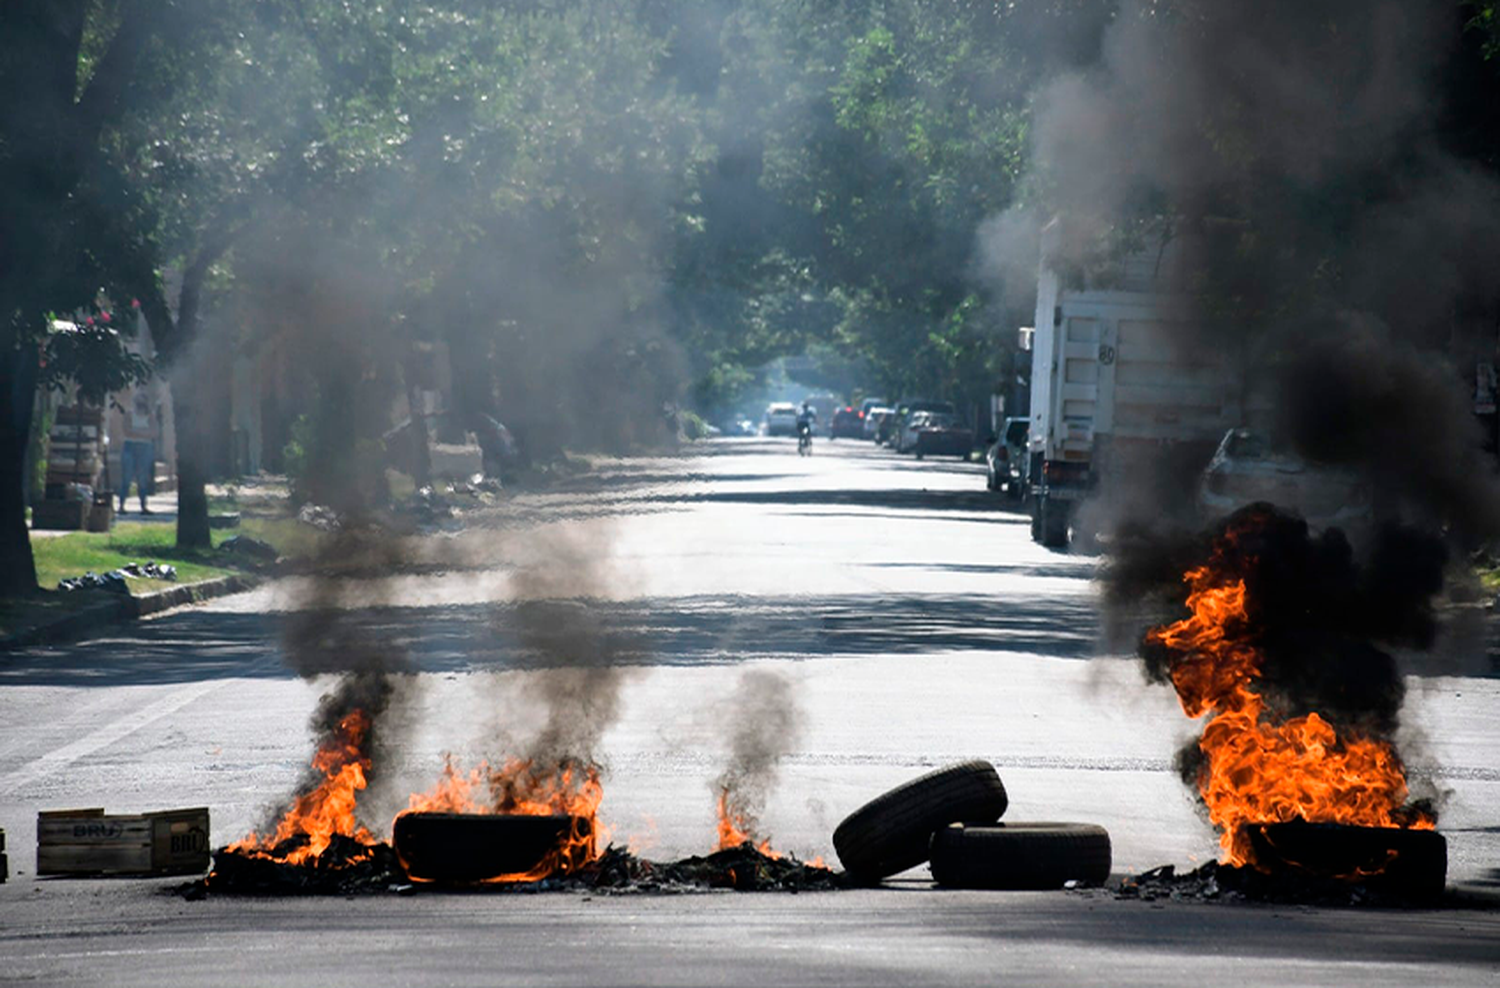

left=915, top=450, right=924, bottom=460
left=1030, top=503, right=1043, bottom=541
left=1039, top=497, right=1069, bottom=548
left=832, top=761, right=1009, bottom=884
left=929, top=822, right=1112, bottom=889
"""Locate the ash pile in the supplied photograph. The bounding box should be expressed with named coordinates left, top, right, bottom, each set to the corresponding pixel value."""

left=188, top=841, right=840, bottom=897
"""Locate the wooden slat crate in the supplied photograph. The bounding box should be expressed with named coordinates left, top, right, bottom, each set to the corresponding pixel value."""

left=36, top=807, right=211, bottom=876
left=30, top=499, right=92, bottom=531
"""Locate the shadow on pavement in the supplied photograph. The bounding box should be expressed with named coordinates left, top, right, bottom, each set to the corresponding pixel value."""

left=640, top=487, right=1024, bottom=515
left=0, top=591, right=1104, bottom=687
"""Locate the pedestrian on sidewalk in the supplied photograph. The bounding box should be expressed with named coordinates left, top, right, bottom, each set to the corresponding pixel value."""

left=118, top=391, right=157, bottom=514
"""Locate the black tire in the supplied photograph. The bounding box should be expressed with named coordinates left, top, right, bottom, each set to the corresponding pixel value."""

left=1245, top=822, right=1447, bottom=900
left=393, top=812, right=590, bottom=883
left=1039, top=497, right=1069, bottom=548
left=832, top=761, right=1009, bottom=883
left=1030, top=503, right=1043, bottom=541
left=929, top=822, right=1112, bottom=889
left=915, top=450, right=925, bottom=460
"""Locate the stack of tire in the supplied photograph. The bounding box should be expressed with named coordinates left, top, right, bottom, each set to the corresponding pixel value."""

left=831, top=760, right=1111, bottom=889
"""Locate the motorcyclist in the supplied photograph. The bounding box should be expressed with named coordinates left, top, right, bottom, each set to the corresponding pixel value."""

left=795, top=401, right=817, bottom=439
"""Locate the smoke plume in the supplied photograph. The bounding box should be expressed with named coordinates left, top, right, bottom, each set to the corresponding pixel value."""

left=984, top=0, right=1500, bottom=540
left=713, top=669, right=805, bottom=847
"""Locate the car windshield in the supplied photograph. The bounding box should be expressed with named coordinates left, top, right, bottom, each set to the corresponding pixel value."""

left=1005, top=421, right=1028, bottom=444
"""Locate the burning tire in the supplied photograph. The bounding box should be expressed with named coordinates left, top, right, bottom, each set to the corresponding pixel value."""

left=928, top=822, right=1112, bottom=890
left=832, top=760, right=1009, bottom=884
left=1244, top=822, right=1447, bottom=900
left=393, top=812, right=591, bottom=884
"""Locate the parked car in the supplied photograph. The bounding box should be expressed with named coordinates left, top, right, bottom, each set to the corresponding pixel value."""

left=869, top=408, right=898, bottom=444
left=986, top=417, right=1030, bottom=496
left=913, top=412, right=974, bottom=459
left=894, top=400, right=958, bottom=453
left=860, top=397, right=887, bottom=419
left=764, top=402, right=798, bottom=437
left=864, top=405, right=893, bottom=440
left=1196, top=428, right=1372, bottom=534
left=830, top=406, right=865, bottom=439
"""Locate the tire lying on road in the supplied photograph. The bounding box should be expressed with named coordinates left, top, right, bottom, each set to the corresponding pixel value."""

left=393, top=812, right=589, bottom=883
left=1243, top=821, right=1446, bottom=900
left=928, top=822, right=1112, bottom=890
left=832, top=760, right=1009, bottom=883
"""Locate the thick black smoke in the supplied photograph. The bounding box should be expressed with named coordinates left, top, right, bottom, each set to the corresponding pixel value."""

left=273, top=528, right=418, bottom=828
left=984, top=0, right=1500, bottom=540
left=1123, top=504, right=1447, bottom=737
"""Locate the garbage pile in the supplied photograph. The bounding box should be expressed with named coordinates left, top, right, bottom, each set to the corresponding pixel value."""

left=189, top=840, right=839, bottom=897
left=1113, top=859, right=1441, bottom=907
left=57, top=560, right=177, bottom=592
left=218, top=535, right=278, bottom=562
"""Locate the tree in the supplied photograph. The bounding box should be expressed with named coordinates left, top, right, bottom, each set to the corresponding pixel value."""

left=0, top=1, right=236, bottom=594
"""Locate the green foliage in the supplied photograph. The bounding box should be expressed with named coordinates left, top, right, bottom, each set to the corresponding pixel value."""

left=677, top=409, right=711, bottom=441
left=281, top=414, right=313, bottom=503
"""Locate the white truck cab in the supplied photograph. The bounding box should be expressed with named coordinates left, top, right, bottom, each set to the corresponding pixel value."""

left=1027, top=222, right=1240, bottom=547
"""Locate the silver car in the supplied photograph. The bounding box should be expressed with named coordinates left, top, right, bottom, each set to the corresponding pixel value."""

left=1197, top=428, right=1372, bottom=535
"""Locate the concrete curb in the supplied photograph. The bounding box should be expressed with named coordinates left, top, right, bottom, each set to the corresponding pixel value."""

left=0, top=574, right=260, bottom=651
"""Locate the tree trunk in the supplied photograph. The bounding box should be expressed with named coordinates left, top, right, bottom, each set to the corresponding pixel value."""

left=0, top=344, right=40, bottom=596
left=173, top=377, right=212, bottom=550
left=403, top=349, right=432, bottom=488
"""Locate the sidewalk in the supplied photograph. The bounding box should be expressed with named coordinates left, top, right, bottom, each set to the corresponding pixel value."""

left=10, top=487, right=264, bottom=650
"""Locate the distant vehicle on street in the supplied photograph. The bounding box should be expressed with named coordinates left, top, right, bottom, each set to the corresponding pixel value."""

left=893, top=400, right=958, bottom=453
left=860, top=397, right=887, bottom=418
left=864, top=405, right=893, bottom=440
left=912, top=412, right=974, bottom=460
left=869, top=408, right=898, bottom=444
left=1196, top=428, right=1373, bottom=535
left=830, top=406, right=865, bottom=439
left=764, top=402, right=799, bottom=437
left=986, top=417, right=1030, bottom=496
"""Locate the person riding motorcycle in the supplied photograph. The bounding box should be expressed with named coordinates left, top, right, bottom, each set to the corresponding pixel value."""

left=795, top=401, right=816, bottom=452
left=796, top=401, right=817, bottom=434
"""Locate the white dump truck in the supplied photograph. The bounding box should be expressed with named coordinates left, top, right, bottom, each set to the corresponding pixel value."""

left=1025, top=224, right=1241, bottom=546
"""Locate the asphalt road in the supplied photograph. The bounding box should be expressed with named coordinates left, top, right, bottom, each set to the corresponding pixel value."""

left=1, top=436, right=1497, bottom=987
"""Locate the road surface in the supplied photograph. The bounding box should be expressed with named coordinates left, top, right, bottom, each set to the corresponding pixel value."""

left=1, top=437, right=1497, bottom=986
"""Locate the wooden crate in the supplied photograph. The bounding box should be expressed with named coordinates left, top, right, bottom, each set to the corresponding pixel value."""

left=31, top=499, right=91, bottom=531
left=37, top=807, right=211, bottom=876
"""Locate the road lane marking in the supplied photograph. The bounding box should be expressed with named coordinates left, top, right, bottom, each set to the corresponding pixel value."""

left=0, top=679, right=232, bottom=793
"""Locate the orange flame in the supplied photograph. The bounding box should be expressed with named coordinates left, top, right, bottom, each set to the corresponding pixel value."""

left=227, top=710, right=379, bottom=865
left=400, top=756, right=604, bottom=882
left=1146, top=553, right=1434, bottom=867
left=714, top=787, right=778, bottom=857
